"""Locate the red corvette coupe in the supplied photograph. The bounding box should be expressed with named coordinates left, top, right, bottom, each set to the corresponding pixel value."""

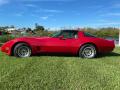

left=0, top=30, right=115, bottom=58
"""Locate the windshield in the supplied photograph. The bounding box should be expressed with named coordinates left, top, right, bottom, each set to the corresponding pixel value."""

left=52, top=31, right=62, bottom=37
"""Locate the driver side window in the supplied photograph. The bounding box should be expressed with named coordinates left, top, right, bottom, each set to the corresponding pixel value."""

left=61, top=31, right=78, bottom=39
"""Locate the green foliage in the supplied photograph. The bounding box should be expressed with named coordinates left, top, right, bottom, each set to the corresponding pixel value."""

left=34, top=30, right=52, bottom=36
left=83, top=27, right=119, bottom=38
left=0, top=35, right=16, bottom=43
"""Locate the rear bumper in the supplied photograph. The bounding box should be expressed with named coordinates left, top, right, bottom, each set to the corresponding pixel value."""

left=99, top=46, right=115, bottom=54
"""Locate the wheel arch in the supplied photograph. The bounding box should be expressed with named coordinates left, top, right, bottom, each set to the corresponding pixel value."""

left=77, top=42, right=98, bottom=55
left=11, top=41, right=32, bottom=56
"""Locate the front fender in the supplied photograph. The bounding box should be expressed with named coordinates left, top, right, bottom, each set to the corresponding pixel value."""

left=1, top=40, right=15, bottom=55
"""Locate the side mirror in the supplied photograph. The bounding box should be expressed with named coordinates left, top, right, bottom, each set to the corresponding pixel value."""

left=59, top=35, right=65, bottom=40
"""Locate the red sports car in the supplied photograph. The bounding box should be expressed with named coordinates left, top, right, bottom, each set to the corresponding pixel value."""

left=0, top=30, right=115, bottom=58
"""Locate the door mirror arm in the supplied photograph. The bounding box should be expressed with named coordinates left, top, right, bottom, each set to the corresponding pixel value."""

left=59, top=36, right=66, bottom=40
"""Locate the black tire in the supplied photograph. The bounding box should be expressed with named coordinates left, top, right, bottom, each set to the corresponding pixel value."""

left=13, top=43, right=31, bottom=58
left=79, top=44, right=97, bottom=58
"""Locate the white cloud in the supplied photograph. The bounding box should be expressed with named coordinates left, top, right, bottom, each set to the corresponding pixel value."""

left=0, top=0, right=9, bottom=6
left=102, top=13, right=120, bottom=16
left=90, top=22, right=120, bottom=27
left=44, top=9, right=63, bottom=13
left=18, top=0, right=74, bottom=2
left=98, top=19, right=108, bottom=22
left=35, top=9, right=63, bottom=13
left=31, top=14, right=54, bottom=20
left=24, top=4, right=37, bottom=8
left=40, top=16, right=48, bottom=20
left=76, top=13, right=81, bottom=15
left=14, top=13, right=23, bottom=17
left=112, top=3, right=120, bottom=8
left=108, top=13, right=120, bottom=16
left=109, top=13, right=120, bottom=16
left=13, top=12, right=24, bottom=17
left=95, top=19, right=120, bottom=26
left=101, top=22, right=120, bottom=25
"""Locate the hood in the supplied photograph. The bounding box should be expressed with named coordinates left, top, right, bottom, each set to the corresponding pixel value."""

left=15, top=36, right=51, bottom=40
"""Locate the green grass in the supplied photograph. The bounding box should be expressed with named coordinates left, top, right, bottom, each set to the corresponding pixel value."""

left=0, top=48, right=120, bottom=90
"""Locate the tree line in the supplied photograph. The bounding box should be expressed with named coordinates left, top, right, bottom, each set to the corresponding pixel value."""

left=0, top=24, right=119, bottom=38
left=82, top=27, right=119, bottom=38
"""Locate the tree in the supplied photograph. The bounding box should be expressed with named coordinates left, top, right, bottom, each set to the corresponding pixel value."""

left=26, top=28, right=32, bottom=32
left=34, top=23, right=45, bottom=31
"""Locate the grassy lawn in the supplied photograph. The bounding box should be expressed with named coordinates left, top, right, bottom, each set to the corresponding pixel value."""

left=0, top=48, right=120, bottom=90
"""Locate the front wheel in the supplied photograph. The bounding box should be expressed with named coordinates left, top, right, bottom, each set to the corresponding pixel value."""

left=13, top=43, right=32, bottom=58
left=79, top=44, right=97, bottom=58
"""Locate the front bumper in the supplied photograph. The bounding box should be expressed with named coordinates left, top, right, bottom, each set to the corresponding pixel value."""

left=0, top=40, right=15, bottom=56
left=1, top=46, right=11, bottom=55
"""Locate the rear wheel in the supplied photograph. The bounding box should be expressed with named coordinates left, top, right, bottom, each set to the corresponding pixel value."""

left=79, top=44, right=97, bottom=58
left=13, top=43, right=31, bottom=58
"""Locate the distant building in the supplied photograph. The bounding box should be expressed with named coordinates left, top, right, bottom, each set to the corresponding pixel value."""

left=5, top=28, right=16, bottom=33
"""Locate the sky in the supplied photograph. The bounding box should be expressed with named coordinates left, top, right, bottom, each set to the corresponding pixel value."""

left=0, top=0, right=120, bottom=29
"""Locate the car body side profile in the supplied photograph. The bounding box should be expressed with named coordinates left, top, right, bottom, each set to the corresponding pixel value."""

left=0, top=30, right=115, bottom=58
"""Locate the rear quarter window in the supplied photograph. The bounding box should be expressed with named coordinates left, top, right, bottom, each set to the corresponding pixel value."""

left=84, top=32, right=96, bottom=37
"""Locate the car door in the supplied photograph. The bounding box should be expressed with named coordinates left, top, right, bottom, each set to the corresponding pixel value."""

left=40, top=31, right=79, bottom=54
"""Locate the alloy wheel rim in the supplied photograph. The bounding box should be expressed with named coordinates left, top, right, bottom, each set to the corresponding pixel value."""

left=82, top=46, right=96, bottom=58
left=17, top=46, right=31, bottom=57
